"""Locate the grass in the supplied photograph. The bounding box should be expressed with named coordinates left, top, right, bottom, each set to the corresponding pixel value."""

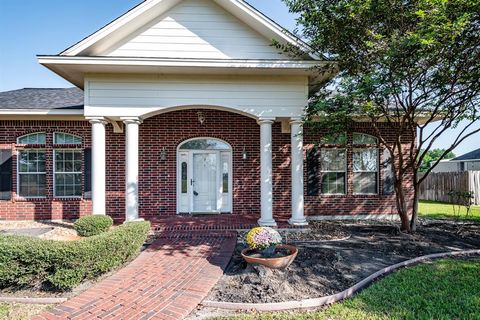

left=218, top=259, right=480, bottom=320
left=418, top=200, right=480, bottom=221
left=0, top=303, right=51, bottom=320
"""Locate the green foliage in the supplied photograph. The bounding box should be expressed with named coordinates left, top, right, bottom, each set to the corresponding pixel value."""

left=419, top=149, right=455, bottom=172
left=283, top=0, right=480, bottom=231
left=218, top=259, right=480, bottom=320
left=74, top=215, right=113, bottom=237
left=0, top=221, right=150, bottom=291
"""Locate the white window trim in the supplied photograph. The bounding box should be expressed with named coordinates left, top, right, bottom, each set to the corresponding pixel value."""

left=319, top=148, right=347, bottom=195
left=53, top=132, right=82, bottom=145
left=352, top=148, right=380, bottom=195
left=53, top=149, right=83, bottom=199
left=16, top=149, right=47, bottom=199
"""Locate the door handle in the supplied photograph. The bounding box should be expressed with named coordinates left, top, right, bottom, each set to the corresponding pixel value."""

left=190, top=179, right=195, bottom=186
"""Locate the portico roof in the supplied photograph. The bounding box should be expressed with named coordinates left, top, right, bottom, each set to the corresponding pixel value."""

left=37, top=56, right=333, bottom=93
left=38, top=0, right=335, bottom=93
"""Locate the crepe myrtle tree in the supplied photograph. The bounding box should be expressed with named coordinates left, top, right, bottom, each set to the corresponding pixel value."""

left=281, top=0, right=480, bottom=232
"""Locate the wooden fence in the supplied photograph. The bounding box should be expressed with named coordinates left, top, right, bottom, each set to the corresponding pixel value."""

left=418, top=171, right=480, bottom=205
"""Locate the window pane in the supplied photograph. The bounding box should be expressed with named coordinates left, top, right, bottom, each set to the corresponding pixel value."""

left=179, top=139, right=230, bottom=150
left=181, top=162, right=188, bottom=194
left=54, top=133, right=82, bottom=145
left=320, top=149, right=346, bottom=171
left=321, top=172, right=346, bottom=194
left=54, top=150, right=82, bottom=197
left=18, top=133, right=46, bottom=144
left=353, top=149, right=378, bottom=172
left=19, top=173, right=46, bottom=197
left=353, top=133, right=378, bottom=145
left=321, top=133, right=347, bottom=145
left=55, top=173, right=81, bottom=197
left=353, top=172, right=378, bottom=194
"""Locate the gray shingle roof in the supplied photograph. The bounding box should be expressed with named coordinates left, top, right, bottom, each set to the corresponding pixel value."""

left=0, top=88, right=84, bottom=110
left=453, top=148, right=480, bottom=161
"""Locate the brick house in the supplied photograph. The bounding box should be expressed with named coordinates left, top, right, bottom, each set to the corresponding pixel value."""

left=0, top=0, right=411, bottom=224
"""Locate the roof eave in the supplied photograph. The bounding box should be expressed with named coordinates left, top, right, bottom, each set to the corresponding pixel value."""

left=38, top=55, right=335, bottom=90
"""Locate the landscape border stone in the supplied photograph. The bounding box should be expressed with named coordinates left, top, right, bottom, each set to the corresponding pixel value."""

left=202, top=249, right=480, bottom=312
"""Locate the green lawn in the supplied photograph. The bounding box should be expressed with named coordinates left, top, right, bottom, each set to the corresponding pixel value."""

left=219, top=259, right=480, bottom=320
left=418, top=200, right=480, bottom=221
left=0, top=303, right=51, bottom=320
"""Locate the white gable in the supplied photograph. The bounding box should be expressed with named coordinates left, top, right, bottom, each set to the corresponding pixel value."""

left=104, top=0, right=290, bottom=59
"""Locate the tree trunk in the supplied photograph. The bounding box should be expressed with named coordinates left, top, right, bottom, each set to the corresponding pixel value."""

left=395, top=178, right=411, bottom=233
left=410, top=170, right=419, bottom=232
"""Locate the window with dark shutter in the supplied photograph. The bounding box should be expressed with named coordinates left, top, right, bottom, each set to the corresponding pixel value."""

left=383, top=149, right=395, bottom=195
left=84, top=148, right=92, bottom=199
left=0, top=149, right=12, bottom=200
left=307, top=147, right=319, bottom=196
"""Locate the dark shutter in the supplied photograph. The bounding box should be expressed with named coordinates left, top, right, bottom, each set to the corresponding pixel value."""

left=84, top=148, right=92, bottom=199
left=383, top=149, right=395, bottom=195
left=0, top=149, right=12, bottom=200
left=307, top=147, right=320, bottom=196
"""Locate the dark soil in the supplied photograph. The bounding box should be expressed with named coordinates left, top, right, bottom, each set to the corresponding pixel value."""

left=208, top=219, right=480, bottom=303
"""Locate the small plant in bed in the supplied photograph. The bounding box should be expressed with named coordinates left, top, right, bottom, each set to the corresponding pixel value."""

left=74, top=215, right=113, bottom=237
left=0, top=221, right=150, bottom=292
left=243, top=227, right=298, bottom=269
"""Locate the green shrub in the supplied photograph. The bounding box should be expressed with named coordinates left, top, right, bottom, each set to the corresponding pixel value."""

left=0, top=221, right=150, bottom=291
left=74, top=215, right=114, bottom=237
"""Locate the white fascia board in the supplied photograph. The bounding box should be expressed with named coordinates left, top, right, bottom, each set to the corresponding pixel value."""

left=215, top=0, right=319, bottom=60
left=38, top=56, right=323, bottom=70
left=0, top=109, right=84, bottom=116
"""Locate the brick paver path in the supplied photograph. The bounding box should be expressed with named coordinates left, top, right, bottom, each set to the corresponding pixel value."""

left=33, top=232, right=236, bottom=320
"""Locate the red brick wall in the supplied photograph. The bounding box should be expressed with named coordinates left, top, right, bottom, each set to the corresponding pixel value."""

left=0, top=120, right=92, bottom=220
left=303, top=123, right=415, bottom=216
left=137, top=110, right=261, bottom=220
left=0, top=112, right=415, bottom=221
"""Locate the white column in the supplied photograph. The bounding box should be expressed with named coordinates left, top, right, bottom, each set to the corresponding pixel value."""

left=123, top=118, right=143, bottom=222
left=89, top=118, right=107, bottom=215
left=258, top=118, right=277, bottom=227
left=289, top=119, right=308, bottom=225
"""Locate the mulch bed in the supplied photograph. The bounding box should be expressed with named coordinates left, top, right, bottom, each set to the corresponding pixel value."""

left=208, top=219, right=480, bottom=303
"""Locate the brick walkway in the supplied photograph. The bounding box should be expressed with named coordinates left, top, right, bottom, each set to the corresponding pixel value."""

left=33, top=231, right=237, bottom=320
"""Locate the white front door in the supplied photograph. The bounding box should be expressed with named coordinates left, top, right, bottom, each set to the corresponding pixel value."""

left=192, top=152, right=217, bottom=212
left=177, top=138, right=232, bottom=214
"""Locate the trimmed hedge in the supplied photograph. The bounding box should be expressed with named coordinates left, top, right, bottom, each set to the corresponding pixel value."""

left=0, top=221, right=150, bottom=291
left=74, top=215, right=114, bottom=237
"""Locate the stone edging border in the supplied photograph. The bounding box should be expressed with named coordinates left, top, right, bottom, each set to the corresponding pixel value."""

left=202, top=249, right=480, bottom=312
left=0, top=296, right=67, bottom=305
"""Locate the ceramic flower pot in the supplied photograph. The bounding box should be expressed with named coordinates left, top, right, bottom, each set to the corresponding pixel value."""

left=241, top=244, right=298, bottom=269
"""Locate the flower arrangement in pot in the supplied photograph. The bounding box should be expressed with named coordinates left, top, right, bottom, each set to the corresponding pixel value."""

left=242, top=227, right=298, bottom=269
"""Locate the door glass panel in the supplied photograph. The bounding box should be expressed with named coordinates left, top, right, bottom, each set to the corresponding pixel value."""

left=193, top=153, right=217, bottom=212
left=180, top=139, right=230, bottom=150
left=181, top=162, right=188, bottom=194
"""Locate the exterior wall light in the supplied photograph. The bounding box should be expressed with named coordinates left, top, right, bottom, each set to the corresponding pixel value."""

left=160, top=147, right=167, bottom=161
left=242, top=146, right=248, bottom=160
left=197, top=112, right=206, bottom=125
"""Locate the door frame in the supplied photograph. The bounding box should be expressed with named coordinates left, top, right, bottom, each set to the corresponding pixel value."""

left=176, top=137, right=233, bottom=214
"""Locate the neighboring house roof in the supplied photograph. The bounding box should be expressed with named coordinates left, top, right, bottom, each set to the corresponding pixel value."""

left=0, top=88, right=84, bottom=110
left=452, top=148, right=480, bottom=161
